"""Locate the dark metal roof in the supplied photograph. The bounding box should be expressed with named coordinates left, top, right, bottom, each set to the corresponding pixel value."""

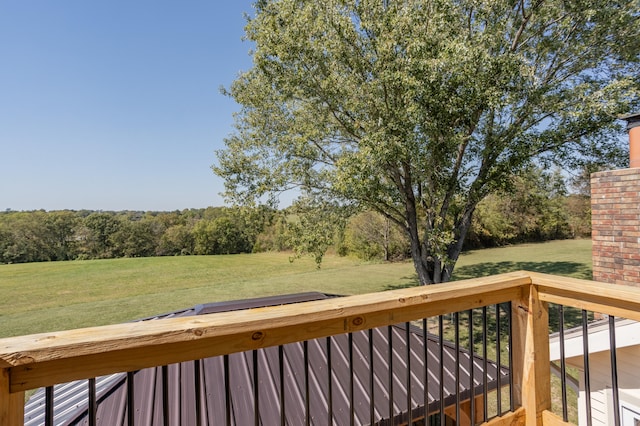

left=25, top=292, right=508, bottom=425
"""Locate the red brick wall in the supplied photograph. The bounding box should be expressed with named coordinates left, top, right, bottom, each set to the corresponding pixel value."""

left=591, top=168, right=640, bottom=286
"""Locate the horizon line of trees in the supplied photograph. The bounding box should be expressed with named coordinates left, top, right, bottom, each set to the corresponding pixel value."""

left=1, top=168, right=591, bottom=265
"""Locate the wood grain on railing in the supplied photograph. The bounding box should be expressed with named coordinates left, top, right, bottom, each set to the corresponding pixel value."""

left=0, top=367, right=23, bottom=425
left=512, top=284, right=551, bottom=426
left=532, top=272, right=640, bottom=321
left=481, top=407, right=526, bottom=425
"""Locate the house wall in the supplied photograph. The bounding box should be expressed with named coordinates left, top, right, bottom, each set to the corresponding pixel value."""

left=569, top=346, right=640, bottom=425
left=591, top=168, right=640, bottom=286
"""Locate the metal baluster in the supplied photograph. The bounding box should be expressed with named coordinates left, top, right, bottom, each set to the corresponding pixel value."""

left=423, top=318, right=429, bottom=425
left=468, top=310, right=475, bottom=426
left=162, top=366, right=169, bottom=426
left=304, top=340, right=310, bottom=426
left=224, top=355, right=231, bottom=426
left=369, top=328, right=375, bottom=425
left=508, top=301, right=514, bottom=413
left=45, top=386, right=54, bottom=426
left=609, top=315, right=620, bottom=426
left=582, top=310, right=593, bottom=426
left=439, top=315, right=445, bottom=426
left=327, top=337, right=333, bottom=426
left=253, top=350, right=260, bottom=426
left=388, top=325, right=394, bottom=422
left=482, top=306, right=488, bottom=422
left=279, top=345, right=285, bottom=426
left=496, top=304, right=502, bottom=416
left=194, top=360, right=202, bottom=426
left=349, top=333, right=355, bottom=426
left=88, top=378, right=97, bottom=426
left=455, top=312, right=460, bottom=425
left=406, top=323, right=412, bottom=425
left=127, top=372, right=135, bottom=426
left=559, top=306, right=568, bottom=422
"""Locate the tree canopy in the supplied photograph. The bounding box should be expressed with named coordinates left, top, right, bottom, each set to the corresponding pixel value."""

left=215, top=0, right=640, bottom=284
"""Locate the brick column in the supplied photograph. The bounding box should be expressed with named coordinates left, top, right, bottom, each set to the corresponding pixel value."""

left=591, top=168, right=640, bottom=285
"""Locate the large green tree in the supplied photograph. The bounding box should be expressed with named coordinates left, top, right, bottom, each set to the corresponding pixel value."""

left=216, top=0, right=639, bottom=284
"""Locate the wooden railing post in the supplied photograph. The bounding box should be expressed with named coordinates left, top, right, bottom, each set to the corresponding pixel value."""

left=512, top=284, right=551, bottom=426
left=0, top=368, right=24, bottom=426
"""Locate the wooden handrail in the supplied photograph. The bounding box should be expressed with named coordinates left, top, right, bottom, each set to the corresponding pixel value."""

left=1, top=271, right=529, bottom=392
left=3, top=271, right=640, bottom=425
left=531, top=272, right=640, bottom=322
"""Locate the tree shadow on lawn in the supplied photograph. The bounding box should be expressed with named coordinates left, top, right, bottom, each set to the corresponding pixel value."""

left=387, top=260, right=592, bottom=334
left=453, top=260, right=592, bottom=281
left=385, top=260, right=592, bottom=291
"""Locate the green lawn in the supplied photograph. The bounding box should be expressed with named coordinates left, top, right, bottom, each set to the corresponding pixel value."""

left=454, top=239, right=592, bottom=280
left=0, top=239, right=592, bottom=338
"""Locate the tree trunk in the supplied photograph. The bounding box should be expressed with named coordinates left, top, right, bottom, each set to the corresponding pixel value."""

left=405, top=204, right=432, bottom=285
left=406, top=205, right=477, bottom=285
left=442, top=206, right=476, bottom=282
left=383, top=217, right=390, bottom=262
left=409, top=235, right=432, bottom=285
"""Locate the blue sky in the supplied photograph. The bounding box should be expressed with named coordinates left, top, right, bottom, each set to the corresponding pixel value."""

left=0, top=1, right=256, bottom=211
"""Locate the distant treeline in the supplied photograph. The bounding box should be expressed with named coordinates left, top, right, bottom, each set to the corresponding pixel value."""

left=0, top=169, right=591, bottom=265
left=0, top=207, right=282, bottom=264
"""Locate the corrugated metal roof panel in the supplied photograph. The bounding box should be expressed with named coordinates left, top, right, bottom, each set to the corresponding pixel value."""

left=25, top=292, right=508, bottom=425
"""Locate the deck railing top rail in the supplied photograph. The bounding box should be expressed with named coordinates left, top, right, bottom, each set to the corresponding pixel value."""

left=3, top=270, right=640, bottom=425
left=4, top=271, right=640, bottom=393
left=529, top=272, right=640, bottom=323
left=1, top=271, right=531, bottom=392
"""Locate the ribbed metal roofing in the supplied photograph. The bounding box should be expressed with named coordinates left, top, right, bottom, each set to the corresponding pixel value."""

left=24, top=292, right=508, bottom=425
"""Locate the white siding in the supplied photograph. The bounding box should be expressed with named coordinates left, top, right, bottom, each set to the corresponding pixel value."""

left=571, top=346, right=640, bottom=426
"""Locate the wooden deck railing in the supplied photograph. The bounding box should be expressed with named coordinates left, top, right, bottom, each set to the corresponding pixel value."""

left=2, top=271, right=640, bottom=425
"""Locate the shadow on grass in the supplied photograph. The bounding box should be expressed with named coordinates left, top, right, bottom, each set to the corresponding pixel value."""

left=386, top=261, right=592, bottom=333
left=385, top=260, right=592, bottom=291
left=453, top=261, right=592, bottom=281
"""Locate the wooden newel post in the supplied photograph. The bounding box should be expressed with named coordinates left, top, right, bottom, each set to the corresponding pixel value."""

left=0, top=368, right=24, bottom=426
left=511, top=284, right=551, bottom=426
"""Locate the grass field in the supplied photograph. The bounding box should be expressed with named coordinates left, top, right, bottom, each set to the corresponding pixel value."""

left=0, top=239, right=592, bottom=338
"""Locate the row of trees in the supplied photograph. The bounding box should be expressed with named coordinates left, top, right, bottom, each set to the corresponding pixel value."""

left=0, top=167, right=590, bottom=265
left=0, top=207, right=275, bottom=264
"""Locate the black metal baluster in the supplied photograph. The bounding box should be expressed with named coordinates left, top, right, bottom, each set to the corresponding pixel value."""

left=224, top=355, right=231, bottom=426
left=496, top=304, right=502, bottom=416
left=609, top=315, right=620, bottom=426
left=508, top=301, right=514, bottom=413
left=559, top=306, right=568, bottom=422
left=162, top=365, right=169, bottom=426
left=468, top=310, right=475, bottom=426
left=369, top=328, right=375, bottom=425
left=423, top=318, right=429, bottom=424
left=253, top=350, right=260, bottom=426
left=279, top=345, right=285, bottom=426
left=45, top=386, right=54, bottom=426
left=439, top=315, right=445, bottom=426
left=406, top=322, right=412, bottom=425
left=582, top=310, right=593, bottom=426
left=349, top=333, right=355, bottom=426
left=304, top=340, right=310, bottom=426
left=194, top=360, right=202, bottom=426
left=88, top=378, right=97, bottom=426
left=127, top=372, right=135, bottom=426
left=482, top=306, right=488, bottom=422
left=455, top=312, right=460, bottom=425
left=327, top=337, right=333, bottom=426
left=388, top=325, right=394, bottom=422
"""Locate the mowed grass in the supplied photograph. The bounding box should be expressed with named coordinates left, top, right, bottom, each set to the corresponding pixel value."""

left=0, top=239, right=592, bottom=338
